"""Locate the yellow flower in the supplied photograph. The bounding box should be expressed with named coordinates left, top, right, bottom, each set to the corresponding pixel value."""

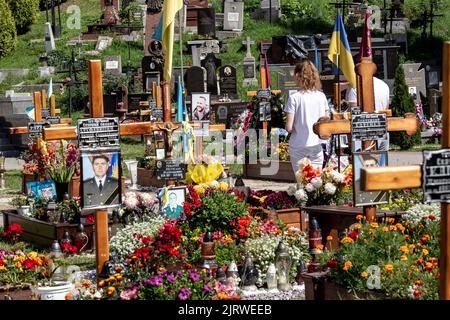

left=107, top=286, right=116, bottom=296
left=368, top=229, right=375, bottom=234
left=326, top=236, right=333, bottom=241
left=389, top=225, right=397, bottom=231
left=353, top=223, right=362, bottom=229
left=384, top=264, right=394, bottom=271
left=340, top=236, right=354, bottom=244
left=395, top=223, right=405, bottom=232
left=217, top=181, right=229, bottom=192
left=400, top=255, right=408, bottom=261
left=360, top=272, right=368, bottom=278
left=343, top=261, right=353, bottom=271
left=400, top=245, right=409, bottom=254
left=422, top=249, right=429, bottom=256
left=409, top=244, right=416, bottom=250
left=98, top=281, right=105, bottom=288
left=382, top=226, right=389, bottom=232
left=315, top=244, right=324, bottom=250
left=14, top=262, right=22, bottom=269
left=370, top=222, right=379, bottom=228
left=356, top=215, right=364, bottom=221
left=27, top=252, right=38, bottom=259
left=0, top=266, right=7, bottom=272
left=193, top=185, right=206, bottom=195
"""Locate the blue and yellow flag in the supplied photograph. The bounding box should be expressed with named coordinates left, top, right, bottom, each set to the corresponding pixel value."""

left=162, top=0, right=184, bottom=82
left=327, top=12, right=356, bottom=88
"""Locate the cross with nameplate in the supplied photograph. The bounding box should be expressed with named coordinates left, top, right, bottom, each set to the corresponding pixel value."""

left=40, top=60, right=225, bottom=281
left=313, top=58, right=419, bottom=222
left=361, top=41, right=450, bottom=300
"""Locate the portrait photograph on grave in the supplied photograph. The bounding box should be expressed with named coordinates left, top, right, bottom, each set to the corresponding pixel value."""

left=191, top=92, right=211, bottom=121
left=26, top=180, right=57, bottom=201
left=161, top=186, right=186, bottom=219
left=353, top=151, right=389, bottom=206
left=80, top=150, right=121, bottom=210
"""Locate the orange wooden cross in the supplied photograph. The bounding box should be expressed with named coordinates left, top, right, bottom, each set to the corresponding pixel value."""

left=312, top=58, right=419, bottom=222
left=361, top=42, right=450, bottom=300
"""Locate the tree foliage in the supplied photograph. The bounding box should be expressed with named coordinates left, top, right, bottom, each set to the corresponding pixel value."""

left=6, top=0, right=39, bottom=34
left=0, top=0, right=17, bottom=57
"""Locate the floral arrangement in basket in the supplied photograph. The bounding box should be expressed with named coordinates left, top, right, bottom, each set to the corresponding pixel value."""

left=291, top=158, right=352, bottom=207
left=417, top=103, right=443, bottom=137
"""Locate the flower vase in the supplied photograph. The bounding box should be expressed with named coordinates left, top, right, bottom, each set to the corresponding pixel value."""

left=55, top=182, right=69, bottom=202
left=124, top=160, right=139, bottom=190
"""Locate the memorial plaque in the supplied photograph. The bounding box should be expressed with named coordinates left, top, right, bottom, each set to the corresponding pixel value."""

left=351, top=113, right=387, bottom=141
left=211, top=102, right=247, bottom=127
left=403, top=63, right=427, bottom=104
left=423, top=149, right=450, bottom=203
left=156, top=160, right=186, bottom=180
left=149, top=99, right=163, bottom=121
left=41, top=109, right=50, bottom=119
left=257, top=88, right=272, bottom=100
left=28, top=121, right=51, bottom=139
left=219, top=65, right=237, bottom=98
left=78, top=117, right=120, bottom=149
left=243, top=61, right=255, bottom=79
left=224, top=1, right=244, bottom=31
left=46, top=116, right=61, bottom=124
left=128, top=93, right=152, bottom=112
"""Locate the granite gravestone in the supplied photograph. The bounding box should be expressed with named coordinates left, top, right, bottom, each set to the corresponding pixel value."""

left=211, top=102, right=247, bottom=127
left=403, top=63, right=426, bottom=104
left=104, top=56, right=122, bottom=76
left=219, top=65, right=237, bottom=99
left=197, top=7, right=216, bottom=37
left=201, top=53, right=221, bottom=95
left=187, top=0, right=209, bottom=28
left=224, top=1, right=244, bottom=31
left=276, top=66, right=299, bottom=100
left=186, top=66, right=207, bottom=94
left=242, top=37, right=258, bottom=87
left=253, top=0, right=281, bottom=22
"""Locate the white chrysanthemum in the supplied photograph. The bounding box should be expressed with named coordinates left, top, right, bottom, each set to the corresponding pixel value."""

left=311, top=177, right=322, bottom=188
left=324, top=183, right=337, bottom=195
left=295, top=189, right=308, bottom=201
left=139, top=193, right=155, bottom=207
left=286, top=185, right=296, bottom=196
left=331, top=171, right=345, bottom=183
left=402, top=203, right=440, bottom=226
left=305, top=183, right=315, bottom=193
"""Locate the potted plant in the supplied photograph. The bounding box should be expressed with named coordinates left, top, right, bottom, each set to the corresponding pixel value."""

left=31, top=258, right=74, bottom=300
left=10, top=195, right=31, bottom=216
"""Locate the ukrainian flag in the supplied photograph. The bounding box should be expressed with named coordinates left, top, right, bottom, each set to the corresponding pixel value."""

left=327, top=12, right=357, bottom=89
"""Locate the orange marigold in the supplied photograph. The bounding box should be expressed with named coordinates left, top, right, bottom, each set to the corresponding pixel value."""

left=384, top=264, right=394, bottom=271
left=343, top=261, right=353, bottom=271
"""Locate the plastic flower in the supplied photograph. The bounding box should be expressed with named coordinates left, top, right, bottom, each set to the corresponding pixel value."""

left=305, top=183, right=315, bottom=192
left=311, top=177, right=323, bottom=189
left=294, top=189, right=308, bottom=202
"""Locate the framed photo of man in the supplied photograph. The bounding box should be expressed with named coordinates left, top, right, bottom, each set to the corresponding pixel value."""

left=80, top=149, right=122, bottom=211
left=191, top=93, right=211, bottom=121
left=161, top=186, right=186, bottom=219
left=352, top=151, right=389, bottom=207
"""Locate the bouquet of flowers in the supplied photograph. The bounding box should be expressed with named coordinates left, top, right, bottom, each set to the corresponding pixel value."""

left=43, top=140, right=79, bottom=183
left=292, top=158, right=352, bottom=207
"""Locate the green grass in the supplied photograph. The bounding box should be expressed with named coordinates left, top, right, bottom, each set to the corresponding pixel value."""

left=390, top=143, right=441, bottom=152
left=0, top=240, right=37, bottom=253
left=56, top=254, right=96, bottom=271
left=0, top=170, right=22, bottom=195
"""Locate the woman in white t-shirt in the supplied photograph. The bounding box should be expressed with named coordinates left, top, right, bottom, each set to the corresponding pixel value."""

left=284, top=61, right=329, bottom=174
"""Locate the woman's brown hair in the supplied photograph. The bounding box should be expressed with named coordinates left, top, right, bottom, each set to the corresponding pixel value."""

left=295, top=60, right=322, bottom=91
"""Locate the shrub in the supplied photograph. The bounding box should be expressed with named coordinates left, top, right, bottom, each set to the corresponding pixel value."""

left=390, top=64, right=421, bottom=149
left=0, top=0, right=17, bottom=57
left=6, top=0, right=39, bottom=34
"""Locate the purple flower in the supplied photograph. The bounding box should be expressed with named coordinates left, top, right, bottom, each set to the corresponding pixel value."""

left=189, top=271, right=200, bottom=282
left=203, top=284, right=212, bottom=293
left=178, top=287, right=191, bottom=300
left=166, top=274, right=177, bottom=284
left=143, top=275, right=163, bottom=287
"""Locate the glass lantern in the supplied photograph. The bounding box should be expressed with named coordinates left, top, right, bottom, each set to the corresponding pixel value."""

left=275, top=241, right=292, bottom=291
left=266, top=263, right=278, bottom=292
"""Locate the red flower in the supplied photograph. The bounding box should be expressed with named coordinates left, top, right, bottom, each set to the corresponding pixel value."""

left=23, top=258, right=37, bottom=270
left=183, top=202, right=192, bottom=216
left=61, top=243, right=78, bottom=255
left=85, top=215, right=95, bottom=224
left=326, top=260, right=339, bottom=268
left=8, top=224, right=24, bottom=234
left=348, top=230, right=359, bottom=241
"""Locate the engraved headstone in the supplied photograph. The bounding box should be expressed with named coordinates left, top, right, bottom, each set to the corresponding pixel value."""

left=403, top=63, right=426, bottom=103
left=45, top=22, right=56, bottom=54
left=186, top=66, right=207, bottom=94
left=219, top=65, right=237, bottom=98
left=201, top=53, right=221, bottom=95
left=223, top=1, right=244, bottom=31
left=197, top=7, right=216, bottom=37
left=423, top=149, right=450, bottom=203
left=242, top=37, right=258, bottom=87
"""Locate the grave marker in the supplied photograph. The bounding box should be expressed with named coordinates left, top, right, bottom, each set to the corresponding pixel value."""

left=223, top=1, right=244, bottom=31
left=403, top=63, right=427, bottom=104
left=218, top=65, right=237, bottom=99
left=104, top=56, right=122, bottom=76
left=242, top=37, right=258, bottom=87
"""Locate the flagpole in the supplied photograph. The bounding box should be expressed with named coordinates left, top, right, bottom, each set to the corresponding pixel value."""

left=336, top=6, right=341, bottom=172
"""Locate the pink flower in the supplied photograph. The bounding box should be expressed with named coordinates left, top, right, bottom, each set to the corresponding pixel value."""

left=120, top=287, right=139, bottom=300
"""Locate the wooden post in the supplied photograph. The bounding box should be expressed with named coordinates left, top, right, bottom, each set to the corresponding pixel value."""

left=156, top=84, right=163, bottom=108
left=50, top=95, right=56, bottom=116
left=152, top=81, right=157, bottom=100
left=163, top=82, right=172, bottom=122
left=41, top=89, right=47, bottom=110
left=356, top=59, right=377, bottom=221
left=34, top=92, right=42, bottom=122
left=440, top=41, right=450, bottom=300
left=87, top=60, right=109, bottom=283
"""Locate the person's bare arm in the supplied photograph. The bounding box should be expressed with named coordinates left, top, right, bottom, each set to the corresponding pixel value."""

left=285, top=112, right=294, bottom=133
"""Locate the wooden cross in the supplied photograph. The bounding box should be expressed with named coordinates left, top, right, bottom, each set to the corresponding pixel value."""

left=40, top=60, right=225, bottom=280
left=361, top=42, right=450, bottom=300
left=313, top=58, right=419, bottom=222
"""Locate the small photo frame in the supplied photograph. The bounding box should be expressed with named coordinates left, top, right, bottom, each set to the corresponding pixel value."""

left=191, top=92, right=211, bottom=121
left=353, top=151, right=389, bottom=207
left=26, top=180, right=56, bottom=201
left=80, top=149, right=122, bottom=211
left=161, top=186, right=186, bottom=219
left=156, top=148, right=165, bottom=160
